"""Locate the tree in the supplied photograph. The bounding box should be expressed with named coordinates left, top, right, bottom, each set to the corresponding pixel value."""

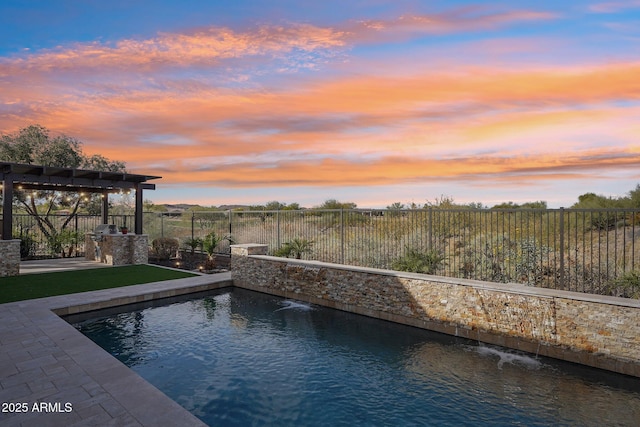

left=386, top=202, right=405, bottom=217
left=282, top=202, right=301, bottom=210
left=491, top=201, right=547, bottom=210
left=143, top=200, right=168, bottom=213
left=571, top=192, right=626, bottom=209
left=0, top=125, right=125, bottom=256
left=628, top=185, right=640, bottom=208
left=316, top=199, right=357, bottom=210
left=491, top=201, right=521, bottom=210
left=264, top=200, right=286, bottom=211
left=387, top=202, right=405, bottom=210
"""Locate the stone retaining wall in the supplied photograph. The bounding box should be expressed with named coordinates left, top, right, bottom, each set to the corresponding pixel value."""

left=0, top=239, right=20, bottom=277
left=230, top=244, right=640, bottom=377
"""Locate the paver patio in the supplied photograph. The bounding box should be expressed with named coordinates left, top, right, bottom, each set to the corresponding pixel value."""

left=0, top=270, right=232, bottom=426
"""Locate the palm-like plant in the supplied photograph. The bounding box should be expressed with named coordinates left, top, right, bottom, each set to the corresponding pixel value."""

left=184, top=237, right=203, bottom=255
left=275, top=238, right=314, bottom=259
left=202, top=232, right=233, bottom=260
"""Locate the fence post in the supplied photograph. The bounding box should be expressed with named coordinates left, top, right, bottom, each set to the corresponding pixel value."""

left=191, top=212, right=195, bottom=241
left=228, top=210, right=232, bottom=236
left=74, top=214, right=79, bottom=257
left=559, top=207, right=565, bottom=290
left=341, top=209, right=345, bottom=264
left=428, top=208, right=433, bottom=251
left=277, top=210, right=281, bottom=249
left=160, top=213, right=164, bottom=237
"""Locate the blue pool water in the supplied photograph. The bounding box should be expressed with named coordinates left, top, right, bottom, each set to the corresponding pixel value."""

left=71, top=288, right=640, bottom=426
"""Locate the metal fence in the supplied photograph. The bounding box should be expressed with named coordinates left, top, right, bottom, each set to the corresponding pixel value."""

left=4, top=208, right=640, bottom=297
left=143, top=208, right=640, bottom=298
left=3, top=213, right=134, bottom=259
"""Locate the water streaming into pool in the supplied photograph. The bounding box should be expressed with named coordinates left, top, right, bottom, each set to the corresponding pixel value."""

left=71, top=288, right=640, bottom=426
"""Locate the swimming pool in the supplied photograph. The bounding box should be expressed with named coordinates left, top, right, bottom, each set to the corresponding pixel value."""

left=71, top=288, right=640, bottom=426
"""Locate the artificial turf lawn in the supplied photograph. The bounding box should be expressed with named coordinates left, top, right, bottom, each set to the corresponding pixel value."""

left=0, top=264, right=197, bottom=304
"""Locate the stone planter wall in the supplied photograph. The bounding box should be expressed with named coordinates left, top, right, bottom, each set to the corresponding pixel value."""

left=0, top=239, right=20, bottom=277
left=230, top=244, right=640, bottom=377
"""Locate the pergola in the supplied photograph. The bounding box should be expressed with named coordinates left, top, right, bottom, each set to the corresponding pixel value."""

left=1, top=162, right=160, bottom=240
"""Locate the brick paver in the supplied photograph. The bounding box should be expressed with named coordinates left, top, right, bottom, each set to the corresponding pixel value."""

left=0, top=271, right=231, bottom=426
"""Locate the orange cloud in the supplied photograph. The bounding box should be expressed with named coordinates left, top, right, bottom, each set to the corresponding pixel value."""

left=0, top=7, right=558, bottom=84
left=4, top=59, right=640, bottom=178
left=1, top=10, right=638, bottom=199
left=145, top=147, right=640, bottom=188
left=0, top=24, right=346, bottom=74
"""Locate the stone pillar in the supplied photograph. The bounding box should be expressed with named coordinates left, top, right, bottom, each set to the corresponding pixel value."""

left=0, top=239, right=20, bottom=277
left=132, top=234, right=149, bottom=264
left=230, top=244, right=269, bottom=288
left=230, top=244, right=268, bottom=257
left=2, top=176, right=14, bottom=240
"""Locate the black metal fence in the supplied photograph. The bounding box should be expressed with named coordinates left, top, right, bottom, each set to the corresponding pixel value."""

left=143, top=208, right=640, bottom=298
left=4, top=213, right=134, bottom=259
left=4, top=208, right=640, bottom=298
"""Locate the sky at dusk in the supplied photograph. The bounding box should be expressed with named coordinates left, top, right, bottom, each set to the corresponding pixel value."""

left=1, top=0, right=640, bottom=208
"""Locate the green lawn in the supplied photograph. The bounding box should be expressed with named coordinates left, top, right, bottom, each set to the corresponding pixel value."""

left=0, top=265, right=197, bottom=304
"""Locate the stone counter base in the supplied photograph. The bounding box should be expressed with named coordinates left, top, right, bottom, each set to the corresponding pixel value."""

left=85, top=234, right=148, bottom=265
left=230, top=244, right=640, bottom=378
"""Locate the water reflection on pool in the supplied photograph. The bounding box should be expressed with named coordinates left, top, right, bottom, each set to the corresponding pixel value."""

left=72, top=288, right=640, bottom=426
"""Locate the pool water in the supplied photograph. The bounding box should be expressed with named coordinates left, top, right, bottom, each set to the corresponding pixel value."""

left=72, top=288, right=640, bottom=426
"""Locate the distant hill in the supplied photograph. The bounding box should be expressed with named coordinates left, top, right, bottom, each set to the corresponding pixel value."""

left=162, top=203, right=200, bottom=212
left=159, top=203, right=250, bottom=212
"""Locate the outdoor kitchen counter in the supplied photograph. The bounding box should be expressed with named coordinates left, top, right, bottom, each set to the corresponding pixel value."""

left=85, top=233, right=149, bottom=265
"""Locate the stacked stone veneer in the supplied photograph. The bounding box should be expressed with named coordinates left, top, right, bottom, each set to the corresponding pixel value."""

left=231, top=244, right=640, bottom=377
left=85, top=233, right=149, bottom=265
left=0, top=239, right=20, bottom=277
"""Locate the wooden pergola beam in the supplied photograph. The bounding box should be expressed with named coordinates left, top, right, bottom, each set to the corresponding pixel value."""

left=0, top=162, right=159, bottom=240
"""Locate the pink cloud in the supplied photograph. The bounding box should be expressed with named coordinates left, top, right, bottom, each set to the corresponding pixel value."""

left=344, top=8, right=557, bottom=43
left=0, top=23, right=346, bottom=75
left=589, top=0, right=640, bottom=13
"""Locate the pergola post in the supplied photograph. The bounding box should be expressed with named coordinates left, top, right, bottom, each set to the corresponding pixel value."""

left=135, top=183, right=143, bottom=235
left=101, top=191, right=109, bottom=224
left=2, top=176, right=13, bottom=240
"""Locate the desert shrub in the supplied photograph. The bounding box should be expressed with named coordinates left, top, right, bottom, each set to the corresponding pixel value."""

left=46, top=229, right=81, bottom=258
left=183, top=237, right=203, bottom=255
left=152, top=237, right=179, bottom=260
left=514, top=238, right=550, bottom=285
left=19, top=232, right=36, bottom=259
left=274, top=238, right=314, bottom=259
left=459, top=236, right=512, bottom=283
left=392, top=248, right=445, bottom=274
left=458, top=236, right=549, bottom=285
left=589, top=212, right=620, bottom=230
left=606, top=271, right=640, bottom=299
